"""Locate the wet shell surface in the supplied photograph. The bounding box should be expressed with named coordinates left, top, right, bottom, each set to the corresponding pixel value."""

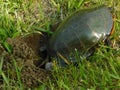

left=48, top=6, right=113, bottom=66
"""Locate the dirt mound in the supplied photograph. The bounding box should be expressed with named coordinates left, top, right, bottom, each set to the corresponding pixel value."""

left=0, top=32, right=50, bottom=88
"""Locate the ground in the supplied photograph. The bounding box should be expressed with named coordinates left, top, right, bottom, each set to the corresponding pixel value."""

left=0, top=0, right=120, bottom=89
left=0, top=32, right=51, bottom=88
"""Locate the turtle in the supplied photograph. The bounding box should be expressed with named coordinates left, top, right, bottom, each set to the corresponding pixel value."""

left=45, top=5, right=114, bottom=69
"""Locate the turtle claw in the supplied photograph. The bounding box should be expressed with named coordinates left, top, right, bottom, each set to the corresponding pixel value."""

left=45, top=62, right=53, bottom=70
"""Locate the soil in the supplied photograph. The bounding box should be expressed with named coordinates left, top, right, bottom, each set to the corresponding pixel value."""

left=0, top=32, right=51, bottom=89
left=0, top=1, right=119, bottom=89
left=0, top=0, right=57, bottom=88
left=0, top=1, right=58, bottom=89
left=0, top=31, right=119, bottom=89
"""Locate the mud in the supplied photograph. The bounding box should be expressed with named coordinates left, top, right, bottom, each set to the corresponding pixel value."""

left=0, top=32, right=51, bottom=88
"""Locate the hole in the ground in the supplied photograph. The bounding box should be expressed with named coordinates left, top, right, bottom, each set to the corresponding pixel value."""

left=33, top=48, right=48, bottom=69
left=33, top=60, right=46, bottom=69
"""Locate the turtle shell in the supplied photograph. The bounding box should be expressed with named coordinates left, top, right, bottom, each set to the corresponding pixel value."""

left=48, top=6, right=113, bottom=66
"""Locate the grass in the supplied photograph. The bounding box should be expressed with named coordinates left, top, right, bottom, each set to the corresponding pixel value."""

left=0, top=57, right=24, bottom=90
left=50, top=45, right=120, bottom=90
left=0, top=0, right=120, bottom=90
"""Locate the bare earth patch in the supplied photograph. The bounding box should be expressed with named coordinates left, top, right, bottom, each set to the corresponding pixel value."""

left=0, top=0, right=119, bottom=89
left=0, top=32, right=50, bottom=88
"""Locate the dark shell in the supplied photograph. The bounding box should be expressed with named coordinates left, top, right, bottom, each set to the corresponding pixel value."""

left=48, top=6, right=113, bottom=66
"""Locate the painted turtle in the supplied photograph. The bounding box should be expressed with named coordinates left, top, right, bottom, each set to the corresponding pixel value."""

left=47, top=6, right=114, bottom=67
